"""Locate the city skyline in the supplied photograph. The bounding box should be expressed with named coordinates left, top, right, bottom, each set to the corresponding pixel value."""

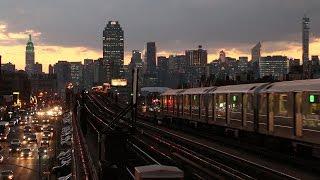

left=0, top=0, right=320, bottom=72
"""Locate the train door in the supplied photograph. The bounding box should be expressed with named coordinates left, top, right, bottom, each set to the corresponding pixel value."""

left=294, top=92, right=302, bottom=137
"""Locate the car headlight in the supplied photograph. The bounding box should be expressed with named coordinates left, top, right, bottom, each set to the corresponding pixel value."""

left=9, top=148, right=12, bottom=151
left=42, top=134, right=45, bottom=137
left=28, top=138, right=31, bottom=140
left=46, top=141, right=49, bottom=143
left=4, top=137, right=7, bottom=139
left=17, top=148, right=20, bottom=151
left=20, top=154, right=23, bottom=157
left=23, top=136, right=26, bottom=139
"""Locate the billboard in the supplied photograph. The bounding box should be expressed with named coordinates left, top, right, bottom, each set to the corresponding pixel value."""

left=111, top=79, right=127, bottom=87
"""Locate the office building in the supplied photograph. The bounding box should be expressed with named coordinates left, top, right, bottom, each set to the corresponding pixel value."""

left=33, top=62, right=42, bottom=74
left=259, top=56, right=288, bottom=79
left=251, top=42, right=262, bottom=79
left=238, top=57, right=248, bottom=72
left=185, top=45, right=207, bottom=66
left=103, top=21, right=124, bottom=82
left=70, top=62, right=83, bottom=91
left=25, top=34, right=35, bottom=75
left=1, top=62, right=15, bottom=73
left=146, top=42, right=157, bottom=73
left=53, top=61, right=71, bottom=95
left=302, top=16, right=311, bottom=78
left=49, top=64, right=54, bottom=74
left=83, top=59, right=95, bottom=90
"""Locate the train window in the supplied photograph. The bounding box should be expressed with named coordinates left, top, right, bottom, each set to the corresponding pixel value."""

left=191, top=95, right=199, bottom=110
left=303, top=93, right=320, bottom=130
left=259, top=94, right=267, bottom=114
left=183, top=95, right=190, bottom=110
left=215, top=94, right=226, bottom=118
left=247, top=94, right=254, bottom=113
left=230, top=94, right=241, bottom=113
left=278, top=94, right=288, bottom=116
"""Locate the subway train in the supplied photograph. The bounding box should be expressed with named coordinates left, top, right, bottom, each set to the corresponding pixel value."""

left=160, top=79, right=320, bottom=153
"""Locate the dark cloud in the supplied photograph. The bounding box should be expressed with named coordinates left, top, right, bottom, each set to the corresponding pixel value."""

left=1, top=0, right=320, bottom=55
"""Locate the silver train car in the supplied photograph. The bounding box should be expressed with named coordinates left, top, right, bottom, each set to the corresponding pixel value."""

left=161, top=79, right=320, bottom=147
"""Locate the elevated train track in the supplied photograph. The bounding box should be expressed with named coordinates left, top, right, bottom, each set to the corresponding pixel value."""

left=84, top=92, right=313, bottom=179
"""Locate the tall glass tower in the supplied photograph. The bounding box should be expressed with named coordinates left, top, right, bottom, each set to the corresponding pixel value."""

left=103, top=21, right=124, bottom=82
left=25, top=34, right=35, bottom=75
left=302, top=16, right=310, bottom=64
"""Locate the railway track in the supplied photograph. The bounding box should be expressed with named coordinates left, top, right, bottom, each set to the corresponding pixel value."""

left=85, top=93, right=301, bottom=179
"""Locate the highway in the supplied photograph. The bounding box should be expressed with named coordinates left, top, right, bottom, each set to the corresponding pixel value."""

left=0, top=114, right=59, bottom=180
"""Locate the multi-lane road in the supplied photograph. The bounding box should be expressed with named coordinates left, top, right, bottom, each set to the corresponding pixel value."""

left=0, top=113, right=60, bottom=180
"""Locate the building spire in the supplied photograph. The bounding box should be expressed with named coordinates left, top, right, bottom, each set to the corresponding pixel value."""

left=28, top=34, right=32, bottom=42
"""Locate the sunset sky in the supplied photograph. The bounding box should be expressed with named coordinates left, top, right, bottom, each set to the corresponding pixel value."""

left=0, top=0, right=320, bottom=73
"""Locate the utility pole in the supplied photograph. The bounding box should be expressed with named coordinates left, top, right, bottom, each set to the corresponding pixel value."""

left=131, top=68, right=138, bottom=127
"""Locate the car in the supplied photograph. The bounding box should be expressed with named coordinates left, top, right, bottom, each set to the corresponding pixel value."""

left=31, top=118, right=39, bottom=124
left=60, top=139, right=71, bottom=146
left=20, top=148, right=32, bottom=158
left=0, top=154, right=3, bottom=163
left=34, top=124, right=42, bottom=132
left=23, top=132, right=31, bottom=140
left=10, top=139, right=21, bottom=146
left=27, top=134, right=37, bottom=144
left=58, top=173, right=72, bottom=180
left=47, top=125, right=54, bottom=132
left=23, top=126, right=32, bottom=133
left=38, top=146, right=48, bottom=156
left=0, top=170, right=14, bottom=180
left=0, top=134, right=7, bottom=141
left=41, top=137, right=49, bottom=146
left=19, top=119, right=28, bottom=125
left=9, top=144, right=21, bottom=153
left=42, top=119, right=50, bottom=123
left=57, top=150, right=71, bottom=159
left=42, top=131, right=52, bottom=138
left=8, top=121, right=16, bottom=127
left=52, top=162, right=71, bottom=178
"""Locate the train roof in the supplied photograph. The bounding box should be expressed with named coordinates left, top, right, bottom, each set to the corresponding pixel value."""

left=161, top=89, right=185, bottom=95
left=180, top=87, right=216, bottom=95
left=141, top=87, right=171, bottom=93
left=213, top=83, right=268, bottom=94
left=134, top=165, right=184, bottom=179
left=260, top=79, right=320, bottom=93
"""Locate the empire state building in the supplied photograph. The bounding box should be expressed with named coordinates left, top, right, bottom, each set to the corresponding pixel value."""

left=25, top=34, right=35, bottom=75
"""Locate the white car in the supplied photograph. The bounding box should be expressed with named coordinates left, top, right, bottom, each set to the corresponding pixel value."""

left=10, top=139, right=21, bottom=146
left=57, top=150, right=71, bottom=159
left=58, top=173, right=72, bottom=180
left=0, top=155, right=3, bottom=163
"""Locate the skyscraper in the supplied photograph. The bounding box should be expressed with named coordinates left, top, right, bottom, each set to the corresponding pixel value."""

left=33, top=62, right=43, bottom=74
left=251, top=42, right=261, bottom=62
left=302, top=16, right=310, bottom=64
left=251, top=42, right=261, bottom=79
left=259, top=56, right=288, bottom=79
left=70, top=62, right=83, bottom=91
left=25, top=34, right=35, bottom=75
left=83, top=59, right=94, bottom=90
left=146, top=42, right=156, bottom=73
left=185, top=45, right=208, bottom=66
left=302, top=16, right=311, bottom=79
left=54, top=61, right=71, bottom=94
left=48, top=64, right=54, bottom=74
left=103, top=21, right=124, bottom=82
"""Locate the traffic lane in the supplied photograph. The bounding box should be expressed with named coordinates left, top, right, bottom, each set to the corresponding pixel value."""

left=0, top=124, right=39, bottom=180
